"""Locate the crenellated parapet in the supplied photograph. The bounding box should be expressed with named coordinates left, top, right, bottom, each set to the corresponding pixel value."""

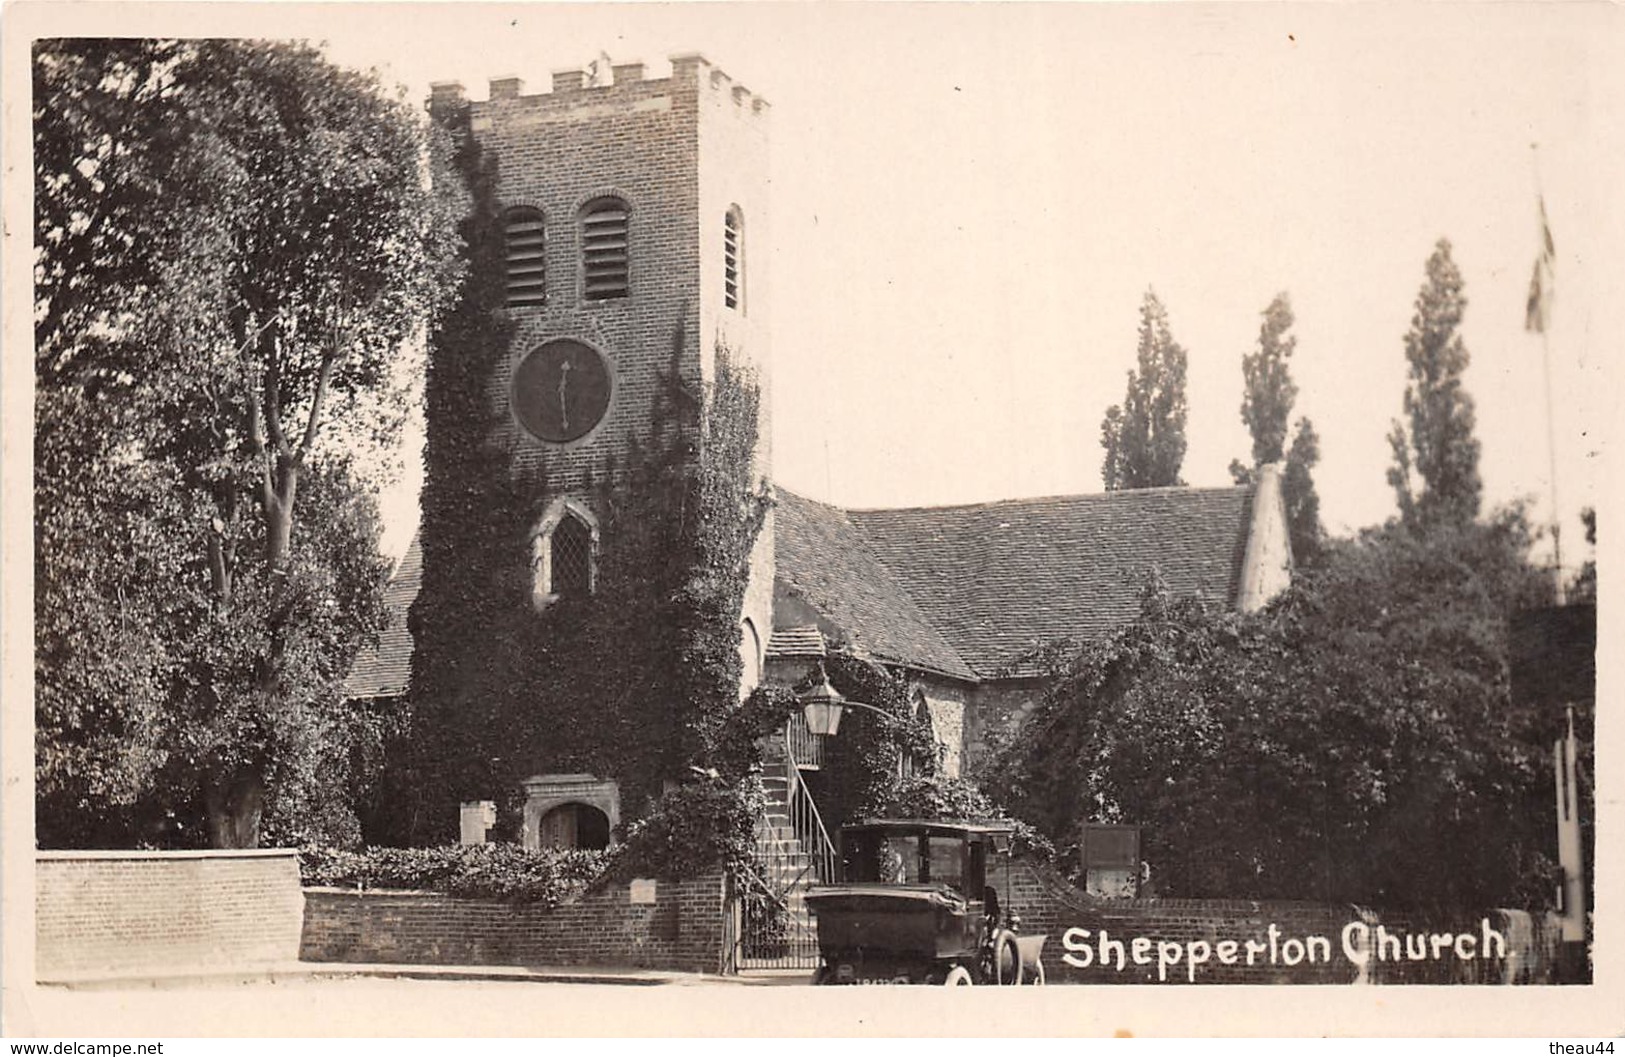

left=427, top=54, right=770, bottom=120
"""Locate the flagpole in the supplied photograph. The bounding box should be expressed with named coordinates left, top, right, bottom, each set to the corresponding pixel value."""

left=1540, top=315, right=1565, bottom=604
left=1530, top=146, right=1565, bottom=603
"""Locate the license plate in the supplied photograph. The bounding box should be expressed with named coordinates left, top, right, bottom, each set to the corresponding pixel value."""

left=836, top=963, right=913, bottom=985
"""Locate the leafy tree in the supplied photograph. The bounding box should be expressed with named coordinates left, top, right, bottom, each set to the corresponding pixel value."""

left=34, top=39, right=464, bottom=847
left=1229, top=293, right=1323, bottom=560
left=1280, top=419, right=1323, bottom=562
left=1232, top=293, right=1299, bottom=471
left=1387, top=239, right=1483, bottom=532
left=989, top=509, right=1556, bottom=909
left=1101, top=290, right=1188, bottom=490
left=1568, top=506, right=1596, bottom=603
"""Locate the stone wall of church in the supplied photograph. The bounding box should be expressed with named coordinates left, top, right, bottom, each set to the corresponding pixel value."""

left=909, top=676, right=970, bottom=779
left=962, top=678, right=1050, bottom=776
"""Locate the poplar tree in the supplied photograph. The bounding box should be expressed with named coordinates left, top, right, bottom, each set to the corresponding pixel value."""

left=1101, top=289, right=1189, bottom=490
left=1229, top=293, right=1323, bottom=560
left=1387, top=239, right=1483, bottom=532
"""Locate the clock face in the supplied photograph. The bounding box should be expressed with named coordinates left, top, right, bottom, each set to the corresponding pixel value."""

left=511, top=339, right=613, bottom=444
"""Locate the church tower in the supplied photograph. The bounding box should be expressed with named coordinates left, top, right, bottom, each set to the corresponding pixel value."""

left=418, top=56, right=774, bottom=848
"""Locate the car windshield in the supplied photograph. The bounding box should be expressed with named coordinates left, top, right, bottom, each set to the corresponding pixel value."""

left=843, top=830, right=969, bottom=894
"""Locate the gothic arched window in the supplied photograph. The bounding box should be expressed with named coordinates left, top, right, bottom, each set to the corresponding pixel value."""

left=550, top=513, right=592, bottom=598
left=531, top=499, right=598, bottom=609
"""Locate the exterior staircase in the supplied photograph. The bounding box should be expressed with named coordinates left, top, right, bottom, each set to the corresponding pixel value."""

left=739, top=732, right=825, bottom=969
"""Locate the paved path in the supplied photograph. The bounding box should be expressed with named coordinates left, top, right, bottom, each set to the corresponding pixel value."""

left=37, top=960, right=809, bottom=990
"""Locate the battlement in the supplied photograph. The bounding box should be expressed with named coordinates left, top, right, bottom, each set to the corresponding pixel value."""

left=428, top=53, right=770, bottom=117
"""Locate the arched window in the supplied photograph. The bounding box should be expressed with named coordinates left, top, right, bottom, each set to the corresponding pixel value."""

left=900, top=689, right=933, bottom=780
left=531, top=499, right=598, bottom=609
left=738, top=618, right=762, bottom=700
left=581, top=197, right=629, bottom=300
left=551, top=513, right=592, bottom=598
left=723, top=207, right=743, bottom=311
left=503, top=207, right=546, bottom=307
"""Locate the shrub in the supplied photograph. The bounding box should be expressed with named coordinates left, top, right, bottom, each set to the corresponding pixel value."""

left=299, top=842, right=610, bottom=906
left=610, top=778, right=763, bottom=882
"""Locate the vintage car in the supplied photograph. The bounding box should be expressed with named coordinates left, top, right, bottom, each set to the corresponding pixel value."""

left=805, top=819, right=1047, bottom=985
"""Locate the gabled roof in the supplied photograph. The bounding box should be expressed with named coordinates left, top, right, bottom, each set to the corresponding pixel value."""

left=776, top=484, right=1256, bottom=681
left=772, top=490, right=976, bottom=680
left=343, top=533, right=421, bottom=699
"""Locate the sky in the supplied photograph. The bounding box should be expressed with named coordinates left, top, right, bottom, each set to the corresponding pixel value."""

left=306, top=4, right=1614, bottom=569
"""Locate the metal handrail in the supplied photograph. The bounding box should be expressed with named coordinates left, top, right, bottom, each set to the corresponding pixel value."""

left=781, top=722, right=838, bottom=884
left=785, top=710, right=825, bottom=769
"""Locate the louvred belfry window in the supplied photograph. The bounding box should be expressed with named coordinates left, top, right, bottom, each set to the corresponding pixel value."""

left=504, top=208, right=546, bottom=307
left=724, top=209, right=742, bottom=311
left=582, top=198, right=629, bottom=300
left=550, top=512, right=593, bottom=598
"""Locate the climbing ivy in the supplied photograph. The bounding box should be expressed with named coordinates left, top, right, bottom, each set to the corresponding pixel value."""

left=816, top=654, right=941, bottom=832
left=387, top=97, right=772, bottom=845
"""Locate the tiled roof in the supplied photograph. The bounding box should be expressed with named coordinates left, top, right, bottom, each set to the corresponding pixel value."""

left=765, top=625, right=828, bottom=659
left=343, top=533, right=422, bottom=699
left=772, top=490, right=976, bottom=680
left=792, top=484, right=1255, bottom=680
left=349, top=483, right=1258, bottom=697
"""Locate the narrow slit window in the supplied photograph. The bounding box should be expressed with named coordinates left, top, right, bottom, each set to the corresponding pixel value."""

left=724, top=209, right=742, bottom=311
left=582, top=199, right=629, bottom=301
left=504, top=208, right=546, bottom=307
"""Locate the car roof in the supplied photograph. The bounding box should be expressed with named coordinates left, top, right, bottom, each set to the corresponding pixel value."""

left=844, top=818, right=1015, bottom=838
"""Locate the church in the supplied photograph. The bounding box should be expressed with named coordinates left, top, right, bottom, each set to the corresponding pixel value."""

left=345, top=54, right=1294, bottom=853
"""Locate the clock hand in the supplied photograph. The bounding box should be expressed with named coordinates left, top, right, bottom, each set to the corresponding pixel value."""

left=558, top=360, right=573, bottom=432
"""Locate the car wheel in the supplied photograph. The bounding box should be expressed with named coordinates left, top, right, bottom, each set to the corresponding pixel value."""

left=942, top=965, right=974, bottom=986
left=994, top=932, right=1024, bottom=985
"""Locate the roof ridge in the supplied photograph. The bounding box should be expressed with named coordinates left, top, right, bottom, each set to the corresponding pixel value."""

left=842, top=481, right=1254, bottom=516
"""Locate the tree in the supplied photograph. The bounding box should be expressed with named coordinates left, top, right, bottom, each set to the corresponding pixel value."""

left=1568, top=507, right=1596, bottom=602
left=989, top=509, right=1556, bottom=909
left=1229, top=293, right=1323, bottom=560
left=1280, top=418, right=1323, bottom=562
left=34, top=39, right=464, bottom=847
left=1387, top=239, right=1483, bottom=532
left=1101, top=290, right=1188, bottom=490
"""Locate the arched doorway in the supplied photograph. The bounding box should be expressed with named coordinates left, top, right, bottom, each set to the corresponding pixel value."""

left=521, top=773, right=620, bottom=851
left=537, top=802, right=612, bottom=850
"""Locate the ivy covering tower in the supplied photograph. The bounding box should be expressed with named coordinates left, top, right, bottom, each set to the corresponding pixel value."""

left=394, top=58, right=776, bottom=847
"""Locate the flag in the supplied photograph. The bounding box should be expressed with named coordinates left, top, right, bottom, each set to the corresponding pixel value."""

left=1526, top=195, right=1556, bottom=333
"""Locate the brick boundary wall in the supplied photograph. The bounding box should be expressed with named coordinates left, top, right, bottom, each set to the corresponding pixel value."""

left=1004, top=861, right=1561, bottom=985
left=300, top=874, right=731, bottom=975
left=36, top=849, right=304, bottom=980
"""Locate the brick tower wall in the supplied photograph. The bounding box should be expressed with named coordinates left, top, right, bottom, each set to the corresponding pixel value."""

left=432, top=53, right=776, bottom=709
